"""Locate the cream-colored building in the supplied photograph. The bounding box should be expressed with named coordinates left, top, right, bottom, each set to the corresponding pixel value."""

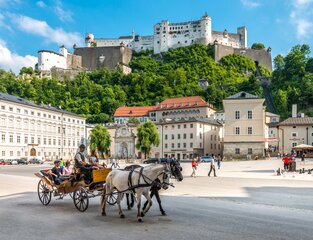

left=223, top=92, right=268, bottom=159
left=0, top=92, right=86, bottom=160
left=150, top=117, right=223, bottom=160
left=277, top=117, right=313, bottom=154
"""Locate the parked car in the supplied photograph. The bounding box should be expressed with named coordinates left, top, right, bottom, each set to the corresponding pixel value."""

left=17, top=159, right=28, bottom=165
left=4, top=159, right=12, bottom=165
left=29, top=158, right=44, bottom=164
left=0, top=160, right=5, bottom=165
left=11, top=159, right=18, bottom=165
left=143, top=158, right=160, bottom=164
left=200, top=156, right=214, bottom=162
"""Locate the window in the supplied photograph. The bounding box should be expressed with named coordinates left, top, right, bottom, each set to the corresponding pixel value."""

left=190, top=142, right=193, bottom=148
left=44, top=138, right=47, bottom=145
left=1, top=134, right=5, bottom=143
left=184, top=124, right=187, bottom=129
left=211, top=143, right=213, bottom=149
left=37, top=112, right=41, bottom=117
left=17, top=135, right=20, bottom=143
left=190, top=124, right=193, bottom=128
left=53, top=139, right=56, bottom=145
left=9, top=107, right=13, bottom=111
left=171, top=143, right=174, bottom=148
left=2, top=151, right=5, bottom=156
left=9, top=135, right=13, bottom=143
left=200, top=124, right=202, bottom=128
left=235, top=148, right=240, bottom=154
left=178, top=143, right=180, bottom=148
left=183, top=133, right=186, bottom=139
left=178, top=134, right=181, bottom=139
left=38, top=137, right=41, bottom=145
left=178, top=125, right=181, bottom=129
left=24, top=110, right=28, bottom=114
left=24, top=136, right=28, bottom=144
left=248, top=127, right=252, bottom=135
left=1, top=105, right=5, bottom=110
left=172, top=125, right=174, bottom=129
left=165, top=143, right=168, bottom=149
left=10, top=151, right=13, bottom=156
left=200, top=143, right=202, bottom=148
left=171, top=134, right=174, bottom=140
left=183, top=143, right=186, bottom=148
left=248, top=148, right=253, bottom=154
left=165, top=134, right=168, bottom=140
left=292, top=132, right=297, bottom=137
left=292, top=142, right=297, bottom=147
left=31, top=111, right=34, bottom=116
left=190, top=133, right=193, bottom=139
left=211, top=135, right=213, bottom=140
left=248, top=110, right=252, bottom=119
left=200, top=133, right=202, bottom=139
left=235, top=127, right=240, bottom=135
left=235, top=111, right=240, bottom=119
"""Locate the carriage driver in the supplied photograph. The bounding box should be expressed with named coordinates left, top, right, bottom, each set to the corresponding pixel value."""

left=74, top=144, right=92, bottom=183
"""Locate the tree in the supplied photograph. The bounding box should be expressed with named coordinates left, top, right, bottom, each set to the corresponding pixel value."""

left=128, top=117, right=139, bottom=124
left=136, top=121, right=160, bottom=159
left=251, top=43, right=265, bottom=50
left=89, top=125, right=111, bottom=158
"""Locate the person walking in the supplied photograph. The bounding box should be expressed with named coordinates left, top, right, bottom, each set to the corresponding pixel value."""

left=301, top=152, right=306, bottom=165
left=111, top=158, right=120, bottom=168
left=208, top=155, right=217, bottom=177
left=216, top=154, right=222, bottom=169
left=190, top=158, right=197, bottom=177
left=282, top=154, right=290, bottom=171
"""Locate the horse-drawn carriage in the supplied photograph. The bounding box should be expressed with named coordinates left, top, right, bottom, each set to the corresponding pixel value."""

left=34, top=168, right=117, bottom=212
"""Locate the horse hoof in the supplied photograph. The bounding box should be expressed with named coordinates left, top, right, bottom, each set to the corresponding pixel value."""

left=138, top=218, right=143, bottom=222
left=161, top=212, right=167, bottom=216
left=127, top=207, right=131, bottom=210
left=120, top=214, right=125, bottom=218
left=101, top=212, right=106, bottom=216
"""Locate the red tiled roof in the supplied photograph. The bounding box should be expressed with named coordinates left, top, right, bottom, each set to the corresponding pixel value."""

left=114, top=106, right=157, bottom=117
left=156, top=96, right=212, bottom=110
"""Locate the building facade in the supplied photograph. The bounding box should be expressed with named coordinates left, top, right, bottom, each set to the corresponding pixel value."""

left=277, top=117, right=313, bottom=154
left=151, top=118, right=223, bottom=160
left=223, top=92, right=268, bottom=159
left=87, top=13, right=247, bottom=54
left=0, top=92, right=86, bottom=161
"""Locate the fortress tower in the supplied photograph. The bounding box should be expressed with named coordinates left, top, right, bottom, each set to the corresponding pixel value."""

left=199, top=12, right=212, bottom=45
left=85, top=33, right=95, bottom=47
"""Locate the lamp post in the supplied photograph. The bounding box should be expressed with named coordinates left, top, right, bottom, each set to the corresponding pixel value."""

left=99, top=54, right=105, bottom=69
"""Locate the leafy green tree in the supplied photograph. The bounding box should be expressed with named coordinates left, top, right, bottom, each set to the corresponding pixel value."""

left=136, top=121, right=160, bottom=159
left=89, top=125, right=111, bottom=158
left=128, top=117, right=139, bottom=124
left=251, top=43, right=266, bottom=50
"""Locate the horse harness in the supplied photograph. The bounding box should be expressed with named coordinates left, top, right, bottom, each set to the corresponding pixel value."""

left=127, top=166, right=169, bottom=193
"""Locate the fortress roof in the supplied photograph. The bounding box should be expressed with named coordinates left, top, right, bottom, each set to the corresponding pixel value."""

left=226, top=92, right=261, bottom=100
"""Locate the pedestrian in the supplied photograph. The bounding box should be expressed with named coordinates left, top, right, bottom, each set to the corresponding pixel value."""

left=216, top=154, right=221, bottom=169
left=208, top=155, right=217, bottom=177
left=190, top=158, right=197, bottom=177
left=111, top=158, right=120, bottom=168
left=282, top=154, right=290, bottom=171
left=301, top=152, right=306, bottom=165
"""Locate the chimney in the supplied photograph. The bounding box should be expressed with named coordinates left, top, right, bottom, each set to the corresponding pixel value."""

left=292, top=104, right=297, bottom=118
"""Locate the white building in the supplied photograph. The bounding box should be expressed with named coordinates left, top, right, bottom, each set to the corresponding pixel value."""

left=0, top=92, right=86, bottom=161
left=151, top=118, right=223, bottom=160
left=37, top=46, right=82, bottom=78
left=87, top=13, right=247, bottom=54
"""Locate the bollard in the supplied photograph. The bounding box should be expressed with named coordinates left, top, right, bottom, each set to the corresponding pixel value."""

left=308, top=169, right=312, bottom=175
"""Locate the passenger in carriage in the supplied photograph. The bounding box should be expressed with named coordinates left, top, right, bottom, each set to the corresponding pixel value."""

left=51, top=159, right=63, bottom=185
left=74, top=144, right=92, bottom=183
left=89, top=149, right=106, bottom=169
left=62, top=160, right=73, bottom=176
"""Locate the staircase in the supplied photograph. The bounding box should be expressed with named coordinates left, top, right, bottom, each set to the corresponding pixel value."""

left=255, top=65, right=277, bottom=114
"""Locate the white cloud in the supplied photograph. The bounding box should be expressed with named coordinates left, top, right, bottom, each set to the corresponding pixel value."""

left=240, top=0, right=261, bottom=8
left=36, top=1, right=46, bottom=8
left=54, top=0, right=73, bottom=22
left=290, top=0, right=313, bottom=39
left=0, top=39, right=37, bottom=74
left=11, top=15, right=82, bottom=48
left=0, top=0, right=21, bottom=8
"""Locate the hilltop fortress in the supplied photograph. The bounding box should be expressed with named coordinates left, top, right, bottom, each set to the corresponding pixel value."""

left=37, top=13, right=272, bottom=78
left=86, top=13, right=247, bottom=53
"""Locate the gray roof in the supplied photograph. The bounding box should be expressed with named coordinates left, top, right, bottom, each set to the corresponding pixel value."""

left=157, top=117, right=223, bottom=126
left=278, top=117, right=313, bottom=126
left=0, top=92, right=84, bottom=118
left=226, top=91, right=261, bottom=100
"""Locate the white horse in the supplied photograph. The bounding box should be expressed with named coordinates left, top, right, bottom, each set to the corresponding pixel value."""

left=101, top=164, right=171, bottom=222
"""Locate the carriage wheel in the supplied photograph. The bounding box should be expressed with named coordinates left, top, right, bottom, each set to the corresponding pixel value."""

left=73, top=188, right=89, bottom=212
left=107, top=191, right=118, bottom=205
left=37, top=180, right=52, bottom=206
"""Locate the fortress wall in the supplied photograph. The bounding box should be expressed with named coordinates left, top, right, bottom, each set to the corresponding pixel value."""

left=234, top=48, right=272, bottom=71
left=74, top=46, right=132, bottom=73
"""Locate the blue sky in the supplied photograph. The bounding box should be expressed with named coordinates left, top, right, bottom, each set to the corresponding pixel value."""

left=0, top=0, right=313, bottom=73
